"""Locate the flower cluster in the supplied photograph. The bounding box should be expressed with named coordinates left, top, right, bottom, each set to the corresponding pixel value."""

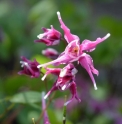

left=18, top=11, right=110, bottom=105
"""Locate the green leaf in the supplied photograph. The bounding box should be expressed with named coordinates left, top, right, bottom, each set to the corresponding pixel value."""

left=10, top=91, right=41, bottom=104
left=29, top=0, right=56, bottom=23
left=0, top=1, right=11, bottom=18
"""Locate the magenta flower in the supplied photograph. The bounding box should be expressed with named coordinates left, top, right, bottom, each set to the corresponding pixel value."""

left=42, top=48, right=59, bottom=59
left=37, top=34, right=109, bottom=89
left=34, top=25, right=61, bottom=46
left=37, top=12, right=110, bottom=89
left=37, top=39, right=80, bottom=67
left=42, top=63, right=81, bottom=105
left=42, top=92, right=51, bottom=124
left=18, top=56, right=40, bottom=78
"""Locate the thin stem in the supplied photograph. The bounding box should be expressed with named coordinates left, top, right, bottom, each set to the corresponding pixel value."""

left=44, top=78, right=48, bottom=92
left=36, top=92, right=56, bottom=124
left=32, top=118, right=36, bottom=124
left=63, top=95, right=67, bottom=124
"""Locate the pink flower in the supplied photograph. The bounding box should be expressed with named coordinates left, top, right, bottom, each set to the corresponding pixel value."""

left=18, top=56, right=40, bottom=78
left=34, top=25, right=61, bottom=46
left=42, top=48, right=59, bottom=59
left=38, top=33, right=110, bottom=90
left=37, top=12, right=110, bottom=90
left=42, top=64, right=81, bottom=105
left=37, top=39, right=80, bottom=67
left=57, top=12, right=80, bottom=43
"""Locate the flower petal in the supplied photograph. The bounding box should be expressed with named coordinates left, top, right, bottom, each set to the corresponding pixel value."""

left=44, top=82, right=58, bottom=99
left=42, top=68, right=61, bottom=80
left=57, top=11, right=79, bottom=43
left=79, top=54, right=98, bottom=90
left=81, top=33, right=110, bottom=52
left=64, top=82, right=81, bottom=106
left=37, top=54, right=72, bottom=68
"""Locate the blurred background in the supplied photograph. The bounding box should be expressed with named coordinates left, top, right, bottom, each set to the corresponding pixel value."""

left=0, top=0, right=122, bottom=124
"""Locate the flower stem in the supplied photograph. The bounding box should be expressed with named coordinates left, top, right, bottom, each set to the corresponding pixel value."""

left=32, top=118, right=36, bottom=124
left=63, top=95, right=67, bottom=124
left=36, top=92, right=56, bottom=124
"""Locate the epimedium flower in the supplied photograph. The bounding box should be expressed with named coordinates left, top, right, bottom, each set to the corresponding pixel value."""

left=37, top=35, right=108, bottom=90
left=42, top=63, right=81, bottom=105
left=37, top=39, right=80, bottom=67
left=42, top=48, right=59, bottom=59
left=34, top=25, right=61, bottom=46
left=18, top=56, right=41, bottom=78
left=37, top=12, right=110, bottom=90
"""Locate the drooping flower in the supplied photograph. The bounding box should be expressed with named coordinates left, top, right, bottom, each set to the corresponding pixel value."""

left=34, top=25, right=61, bottom=46
left=37, top=38, right=98, bottom=89
left=37, top=25, right=110, bottom=90
left=42, top=63, right=81, bottom=105
left=42, top=92, right=51, bottom=124
left=18, top=56, right=40, bottom=78
left=42, top=48, right=59, bottom=59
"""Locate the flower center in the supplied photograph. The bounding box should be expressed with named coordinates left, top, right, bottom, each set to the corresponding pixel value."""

left=72, top=46, right=79, bottom=53
left=69, top=46, right=79, bottom=57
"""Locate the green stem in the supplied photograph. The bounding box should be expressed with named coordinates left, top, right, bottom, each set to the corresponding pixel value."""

left=63, top=95, right=67, bottom=124
left=32, top=118, right=36, bottom=124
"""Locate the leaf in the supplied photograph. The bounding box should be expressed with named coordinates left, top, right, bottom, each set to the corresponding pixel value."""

left=10, top=91, right=41, bottom=104
left=0, top=1, right=11, bottom=18
left=29, top=0, right=56, bottom=23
